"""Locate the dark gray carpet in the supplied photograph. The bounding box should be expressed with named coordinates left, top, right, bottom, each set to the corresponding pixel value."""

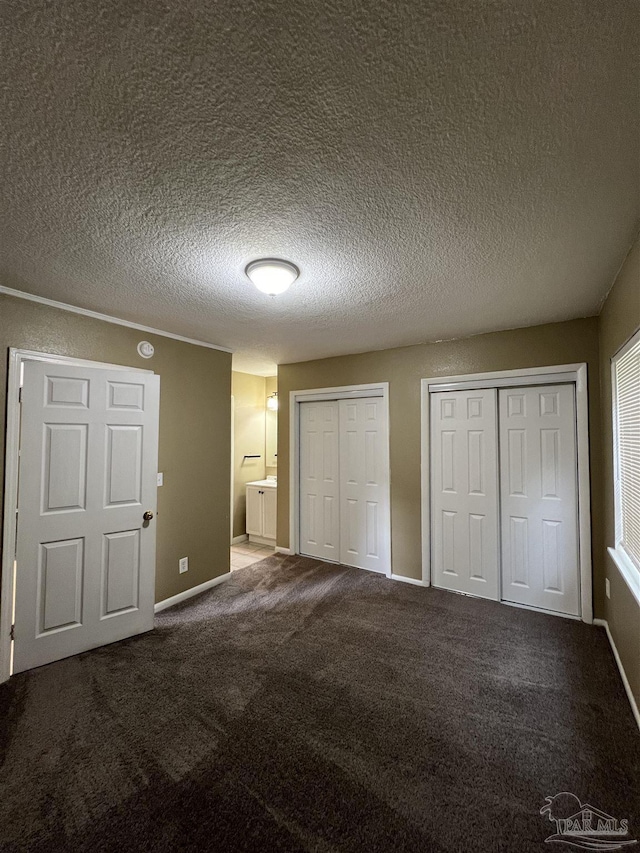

left=0, top=555, right=638, bottom=852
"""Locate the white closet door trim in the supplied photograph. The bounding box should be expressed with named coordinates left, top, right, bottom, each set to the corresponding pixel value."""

left=425, top=364, right=586, bottom=392
left=289, top=383, right=391, bottom=576
left=421, top=363, right=592, bottom=623
left=293, top=383, right=386, bottom=403
left=0, top=349, right=155, bottom=685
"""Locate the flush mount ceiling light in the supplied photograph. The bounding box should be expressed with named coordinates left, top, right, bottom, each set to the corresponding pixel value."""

left=245, top=258, right=299, bottom=295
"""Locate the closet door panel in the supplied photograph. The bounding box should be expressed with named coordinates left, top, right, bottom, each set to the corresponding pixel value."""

left=339, top=398, right=389, bottom=573
left=431, top=390, right=500, bottom=599
left=499, top=385, right=579, bottom=615
left=299, top=402, right=340, bottom=561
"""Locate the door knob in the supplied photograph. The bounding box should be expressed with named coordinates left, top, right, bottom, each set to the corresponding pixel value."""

left=143, top=510, right=154, bottom=522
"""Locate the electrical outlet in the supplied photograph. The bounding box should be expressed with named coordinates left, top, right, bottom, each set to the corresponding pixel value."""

left=179, top=557, right=188, bottom=574
left=157, top=472, right=164, bottom=486
left=605, top=577, right=610, bottom=599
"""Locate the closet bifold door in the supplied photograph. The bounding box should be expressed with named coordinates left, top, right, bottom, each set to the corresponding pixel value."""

left=499, top=385, right=580, bottom=616
left=431, top=389, right=500, bottom=600
left=338, top=398, right=389, bottom=573
left=299, top=401, right=340, bottom=561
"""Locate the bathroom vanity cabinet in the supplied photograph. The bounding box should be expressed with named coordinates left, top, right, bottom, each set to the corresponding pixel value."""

left=246, top=480, right=277, bottom=545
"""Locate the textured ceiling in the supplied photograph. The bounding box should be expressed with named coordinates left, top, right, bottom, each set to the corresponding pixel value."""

left=1, top=1, right=638, bottom=374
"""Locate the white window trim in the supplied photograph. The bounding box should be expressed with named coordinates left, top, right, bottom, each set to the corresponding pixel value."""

left=610, top=327, right=640, bottom=606
left=420, top=363, right=593, bottom=624
left=607, top=547, right=640, bottom=608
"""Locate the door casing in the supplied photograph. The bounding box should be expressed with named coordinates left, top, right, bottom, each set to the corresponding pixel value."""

left=421, top=363, right=592, bottom=623
left=289, top=383, right=392, bottom=577
left=0, top=349, right=155, bottom=684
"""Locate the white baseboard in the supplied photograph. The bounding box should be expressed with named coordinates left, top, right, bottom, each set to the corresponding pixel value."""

left=249, top=535, right=276, bottom=546
left=390, top=573, right=428, bottom=587
left=594, top=618, right=640, bottom=731
left=275, top=546, right=293, bottom=555
left=231, top=534, right=248, bottom=545
left=154, top=572, right=231, bottom=613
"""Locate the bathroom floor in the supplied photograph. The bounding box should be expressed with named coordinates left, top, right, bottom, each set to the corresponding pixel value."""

left=230, top=541, right=276, bottom=571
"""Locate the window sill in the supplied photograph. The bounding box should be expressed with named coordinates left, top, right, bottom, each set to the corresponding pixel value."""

left=608, top=547, right=640, bottom=608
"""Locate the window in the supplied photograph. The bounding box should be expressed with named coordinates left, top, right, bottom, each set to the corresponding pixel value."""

left=611, top=326, right=640, bottom=601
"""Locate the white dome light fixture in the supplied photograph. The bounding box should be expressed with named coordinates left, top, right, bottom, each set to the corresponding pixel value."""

left=245, top=258, right=299, bottom=295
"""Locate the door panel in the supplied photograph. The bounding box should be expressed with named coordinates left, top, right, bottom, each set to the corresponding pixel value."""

left=105, top=425, right=143, bottom=506
left=101, top=530, right=140, bottom=616
left=245, top=486, right=262, bottom=537
left=499, top=385, right=579, bottom=615
left=299, top=402, right=340, bottom=561
left=42, top=424, right=88, bottom=513
left=14, top=361, right=159, bottom=673
left=46, top=375, right=90, bottom=408
left=262, top=488, right=277, bottom=540
left=107, top=380, right=145, bottom=410
left=38, top=538, right=84, bottom=633
left=338, top=398, right=389, bottom=573
left=431, top=389, right=500, bottom=599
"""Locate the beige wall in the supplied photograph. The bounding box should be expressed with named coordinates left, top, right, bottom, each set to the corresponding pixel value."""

left=265, top=375, right=278, bottom=477
left=232, top=372, right=267, bottom=538
left=0, top=294, right=231, bottom=604
left=278, top=317, right=604, bottom=608
left=599, top=236, right=640, bottom=705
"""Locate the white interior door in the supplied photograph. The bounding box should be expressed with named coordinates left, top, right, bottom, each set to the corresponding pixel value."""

left=299, top=401, right=340, bottom=561
left=13, top=361, right=160, bottom=673
left=499, top=385, right=580, bottom=615
left=339, top=398, right=389, bottom=573
left=431, top=389, right=500, bottom=599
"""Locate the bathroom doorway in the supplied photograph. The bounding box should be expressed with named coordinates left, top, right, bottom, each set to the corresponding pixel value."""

left=230, top=372, right=278, bottom=566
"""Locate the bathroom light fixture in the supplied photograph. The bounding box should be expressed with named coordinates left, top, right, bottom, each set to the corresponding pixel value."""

left=267, top=392, right=278, bottom=411
left=245, top=259, right=299, bottom=295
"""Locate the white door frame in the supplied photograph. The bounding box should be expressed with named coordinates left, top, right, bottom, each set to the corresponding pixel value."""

left=0, top=349, right=154, bottom=684
left=289, top=383, right=392, bottom=576
left=230, top=394, right=235, bottom=543
left=420, top=363, right=593, bottom=623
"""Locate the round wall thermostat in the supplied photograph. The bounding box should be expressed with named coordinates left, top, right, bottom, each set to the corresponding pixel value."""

left=137, top=341, right=154, bottom=359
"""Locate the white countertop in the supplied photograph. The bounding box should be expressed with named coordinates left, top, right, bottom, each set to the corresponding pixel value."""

left=246, top=479, right=277, bottom=488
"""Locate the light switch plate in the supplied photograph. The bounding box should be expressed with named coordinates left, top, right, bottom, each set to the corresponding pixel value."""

left=179, top=557, right=188, bottom=574
left=605, top=577, right=610, bottom=599
left=157, top=473, right=163, bottom=486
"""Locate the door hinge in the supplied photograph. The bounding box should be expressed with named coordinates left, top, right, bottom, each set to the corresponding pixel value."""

left=9, top=624, right=15, bottom=641
left=18, top=386, right=22, bottom=403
